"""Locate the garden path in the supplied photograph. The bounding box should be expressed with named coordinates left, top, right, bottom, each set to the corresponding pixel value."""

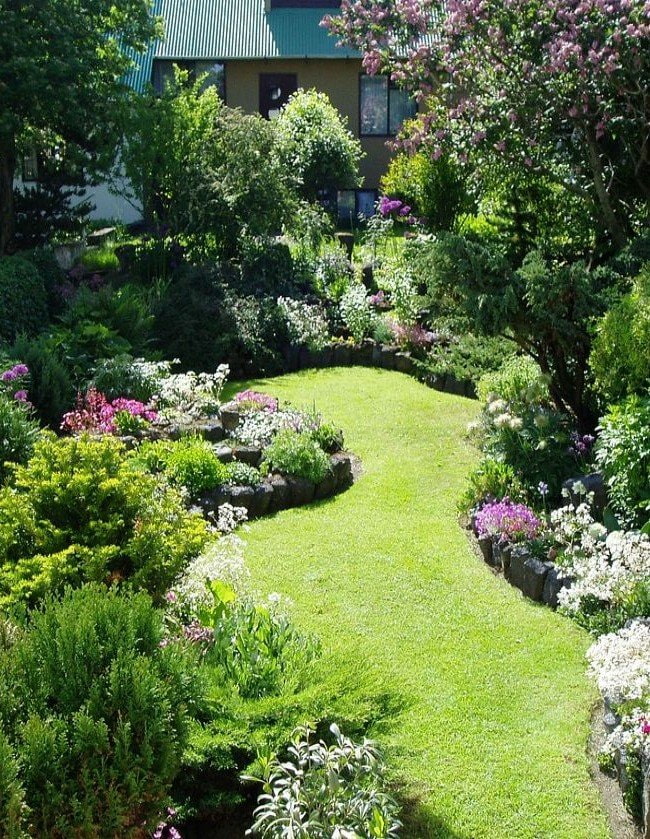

left=235, top=367, right=610, bottom=839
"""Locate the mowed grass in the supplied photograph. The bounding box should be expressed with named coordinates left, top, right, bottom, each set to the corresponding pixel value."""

left=229, top=367, right=610, bottom=839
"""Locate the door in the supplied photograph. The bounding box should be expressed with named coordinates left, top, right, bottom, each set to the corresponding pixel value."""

left=259, top=73, right=297, bottom=119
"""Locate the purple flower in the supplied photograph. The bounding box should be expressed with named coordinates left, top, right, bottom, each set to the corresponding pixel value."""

left=378, top=196, right=404, bottom=216
left=538, top=481, right=549, bottom=496
left=12, top=364, right=28, bottom=377
left=165, top=590, right=178, bottom=604
left=1, top=370, right=17, bottom=382
left=399, top=204, right=412, bottom=216
left=13, top=390, right=28, bottom=402
left=475, top=498, right=542, bottom=543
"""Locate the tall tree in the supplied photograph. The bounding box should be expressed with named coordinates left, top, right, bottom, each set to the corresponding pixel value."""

left=0, top=0, right=159, bottom=253
left=326, top=0, right=650, bottom=252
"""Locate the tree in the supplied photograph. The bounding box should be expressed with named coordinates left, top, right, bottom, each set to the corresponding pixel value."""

left=116, top=72, right=299, bottom=259
left=0, top=0, right=159, bottom=253
left=326, top=0, right=650, bottom=252
left=275, top=88, right=364, bottom=202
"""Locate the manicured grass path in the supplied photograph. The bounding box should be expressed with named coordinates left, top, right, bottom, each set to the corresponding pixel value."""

left=232, top=367, right=610, bottom=839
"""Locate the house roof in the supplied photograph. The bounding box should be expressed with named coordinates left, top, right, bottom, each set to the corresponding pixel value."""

left=125, top=0, right=360, bottom=92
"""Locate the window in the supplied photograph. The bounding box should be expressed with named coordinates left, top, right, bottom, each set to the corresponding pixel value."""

left=152, top=60, right=225, bottom=98
left=337, top=189, right=378, bottom=225
left=259, top=73, right=297, bottom=119
left=359, top=75, right=416, bottom=137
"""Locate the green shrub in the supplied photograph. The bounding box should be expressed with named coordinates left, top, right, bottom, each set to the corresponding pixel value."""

left=477, top=355, right=546, bottom=405
left=81, top=244, right=120, bottom=273
left=164, top=438, right=229, bottom=497
left=0, top=435, right=209, bottom=608
left=10, top=334, right=75, bottom=428
left=381, top=150, right=472, bottom=232
left=91, top=354, right=166, bottom=402
left=263, top=429, right=331, bottom=484
left=310, top=421, right=344, bottom=453
left=458, top=457, right=524, bottom=513
left=0, top=586, right=201, bottom=837
left=313, top=248, right=354, bottom=302
left=0, top=395, right=42, bottom=484
left=596, top=395, right=650, bottom=529
left=0, top=257, right=49, bottom=343
left=226, top=461, right=262, bottom=487
left=0, top=728, right=28, bottom=839
left=590, top=267, right=650, bottom=404
left=276, top=89, right=363, bottom=202
left=418, top=334, right=516, bottom=388
left=247, top=724, right=401, bottom=839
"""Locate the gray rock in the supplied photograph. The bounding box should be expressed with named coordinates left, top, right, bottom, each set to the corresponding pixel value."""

left=194, top=419, right=224, bottom=442
left=642, top=755, right=650, bottom=839
left=478, top=535, right=493, bottom=565
left=197, top=486, right=231, bottom=515
left=253, top=483, right=274, bottom=517
left=394, top=351, right=414, bottom=374
left=314, top=470, right=337, bottom=500
left=287, top=476, right=315, bottom=507
left=380, top=345, right=398, bottom=370
left=214, top=445, right=234, bottom=463
left=508, top=546, right=548, bottom=601
left=330, top=453, right=353, bottom=488
left=372, top=343, right=383, bottom=366
left=231, top=445, right=263, bottom=467
left=562, top=472, right=608, bottom=514
left=357, top=341, right=375, bottom=366
left=219, top=403, right=240, bottom=432
left=333, top=344, right=352, bottom=366
left=445, top=375, right=468, bottom=397
left=267, top=475, right=289, bottom=512
left=542, top=565, right=569, bottom=609
left=228, top=485, right=255, bottom=511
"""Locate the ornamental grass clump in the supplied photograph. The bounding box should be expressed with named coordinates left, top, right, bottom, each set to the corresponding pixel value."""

left=475, top=498, right=542, bottom=544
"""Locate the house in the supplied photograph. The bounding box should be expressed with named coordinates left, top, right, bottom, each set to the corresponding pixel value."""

left=124, top=0, right=418, bottom=220
left=17, top=0, right=418, bottom=224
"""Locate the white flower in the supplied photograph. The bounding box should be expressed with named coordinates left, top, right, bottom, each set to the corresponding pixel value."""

left=173, top=534, right=249, bottom=619
left=493, top=412, right=512, bottom=429
left=487, top=399, right=507, bottom=415
left=508, top=416, right=523, bottom=431
left=215, top=503, right=248, bottom=534
left=277, top=297, right=329, bottom=351
left=587, top=621, right=650, bottom=707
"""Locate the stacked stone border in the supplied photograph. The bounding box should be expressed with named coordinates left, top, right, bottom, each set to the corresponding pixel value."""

left=282, top=341, right=477, bottom=399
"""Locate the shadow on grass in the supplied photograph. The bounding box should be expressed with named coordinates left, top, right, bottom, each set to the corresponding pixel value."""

left=398, top=792, right=473, bottom=839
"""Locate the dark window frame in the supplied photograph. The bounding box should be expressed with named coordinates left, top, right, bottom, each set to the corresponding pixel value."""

left=151, top=58, right=227, bottom=100
left=358, top=73, right=417, bottom=139
left=336, top=188, right=378, bottom=225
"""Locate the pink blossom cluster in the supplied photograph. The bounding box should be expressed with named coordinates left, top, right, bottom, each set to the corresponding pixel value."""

left=389, top=320, right=437, bottom=348
left=234, top=389, right=279, bottom=413
left=61, top=388, right=158, bottom=434
left=475, top=498, right=542, bottom=543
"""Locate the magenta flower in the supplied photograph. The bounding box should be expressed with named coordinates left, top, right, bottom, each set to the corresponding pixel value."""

left=475, top=498, right=542, bottom=543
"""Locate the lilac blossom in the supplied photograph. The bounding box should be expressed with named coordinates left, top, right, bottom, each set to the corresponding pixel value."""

left=475, top=498, right=542, bottom=543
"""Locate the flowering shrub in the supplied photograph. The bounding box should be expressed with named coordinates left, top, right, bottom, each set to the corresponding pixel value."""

left=215, top=502, right=250, bottom=533
left=339, top=284, right=376, bottom=343
left=61, top=388, right=157, bottom=435
left=156, top=364, right=230, bottom=423
left=388, top=320, right=436, bottom=350
left=551, top=500, right=650, bottom=631
left=0, top=364, right=41, bottom=483
left=247, top=723, right=401, bottom=839
left=234, top=408, right=318, bottom=449
left=277, top=297, right=329, bottom=351
left=234, top=389, right=279, bottom=414
left=92, top=355, right=175, bottom=402
left=262, top=429, right=331, bottom=484
left=225, top=461, right=262, bottom=488
left=314, top=249, right=354, bottom=301
left=475, top=498, right=542, bottom=543
left=587, top=621, right=650, bottom=708
left=375, top=262, right=420, bottom=325
left=377, top=195, right=416, bottom=226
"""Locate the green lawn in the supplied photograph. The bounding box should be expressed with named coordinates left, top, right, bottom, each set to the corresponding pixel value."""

left=231, top=367, right=609, bottom=839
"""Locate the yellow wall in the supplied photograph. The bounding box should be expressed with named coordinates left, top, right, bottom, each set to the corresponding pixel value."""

left=224, top=58, right=392, bottom=189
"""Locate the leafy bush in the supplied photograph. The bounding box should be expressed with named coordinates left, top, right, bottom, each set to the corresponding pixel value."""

left=477, top=355, right=546, bottom=405
left=263, top=429, right=331, bottom=484
left=226, top=461, right=262, bottom=487
left=164, top=438, right=229, bottom=497
left=60, top=387, right=157, bottom=435
left=247, top=723, right=401, bottom=839
left=0, top=728, right=27, bottom=839
left=277, top=296, right=329, bottom=350
left=10, top=334, right=75, bottom=428
left=0, top=256, right=49, bottom=343
left=276, top=89, right=363, bottom=202
left=91, top=354, right=168, bottom=402
left=381, top=149, right=472, bottom=232
left=417, top=334, right=516, bottom=388
left=590, top=266, right=650, bottom=404
left=458, top=457, right=523, bottom=513
left=314, top=248, right=354, bottom=301
left=81, top=244, right=120, bottom=273
left=310, top=421, right=344, bottom=453
left=596, top=396, right=650, bottom=529
left=0, top=369, right=42, bottom=483
left=0, top=435, right=209, bottom=608
left=0, top=586, right=200, bottom=836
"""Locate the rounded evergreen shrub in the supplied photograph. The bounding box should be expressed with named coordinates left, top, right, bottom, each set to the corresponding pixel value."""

left=0, top=257, right=49, bottom=343
left=590, top=266, right=650, bottom=404
left=0, top=586, right=201, bottom=837
left=0, top=435, right=209, bottom=608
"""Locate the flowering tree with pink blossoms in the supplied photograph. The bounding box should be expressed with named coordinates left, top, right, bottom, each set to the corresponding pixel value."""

left=326, top=0, right=650, bottom=250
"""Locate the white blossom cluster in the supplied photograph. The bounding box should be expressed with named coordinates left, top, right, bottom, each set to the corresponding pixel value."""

left=587, top=620, right=650, bottom=706
left=603, top=707, right=650, bottom=764
left=556, top=524, right=650, bottom=615
left=156, top=364, right=230, bottom=422
left=277, top=297, right=329, bottom=351
left=215, top=503, right=249, bottom=534
left=338, top=284, right=376, bottom=342
left=234, top=408, right=315, bottom=448
left=171, top=534, right=249, bottom=619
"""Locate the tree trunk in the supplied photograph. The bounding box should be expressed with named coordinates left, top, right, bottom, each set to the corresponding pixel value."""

left=585, top=129, right=628, bottom=252
left=0, top=131, right=17, bottom=254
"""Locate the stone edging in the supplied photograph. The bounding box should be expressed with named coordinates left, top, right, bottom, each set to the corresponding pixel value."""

left=282, top=341, right=477, bottom=400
